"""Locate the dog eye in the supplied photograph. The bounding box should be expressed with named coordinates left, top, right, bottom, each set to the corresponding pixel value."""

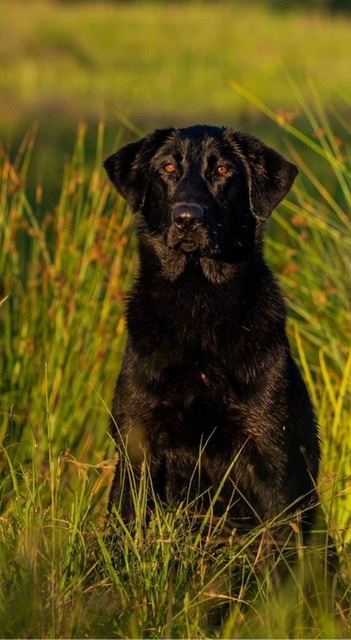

left=163, top=163, right=176, bottom=174
left=216, top=165, right=229, bottom=175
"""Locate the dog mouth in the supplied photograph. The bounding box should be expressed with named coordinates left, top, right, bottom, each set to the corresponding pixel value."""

left=175, top=239, right=200, bottom=254
left=172, top=238, right=221, bottom=259
left=167, top=224, right=221, bottom=258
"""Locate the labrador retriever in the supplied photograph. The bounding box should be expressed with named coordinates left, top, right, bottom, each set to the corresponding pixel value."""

left=104, top=124, right=320, bottom=542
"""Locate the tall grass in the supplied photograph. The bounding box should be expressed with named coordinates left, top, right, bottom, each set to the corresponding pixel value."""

left=0, top=100, right=351, bottom=636
left=228, top=82, right=351, bottom=544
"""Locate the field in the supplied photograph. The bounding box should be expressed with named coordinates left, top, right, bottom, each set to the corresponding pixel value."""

left=1, top=1, right=351, bottom=637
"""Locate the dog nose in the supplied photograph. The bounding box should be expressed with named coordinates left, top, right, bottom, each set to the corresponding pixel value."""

left=172, top=203, right=204, bottom=231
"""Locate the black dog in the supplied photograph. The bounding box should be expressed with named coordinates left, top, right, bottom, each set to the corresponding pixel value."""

left=104, top=124, right=320, bottom=541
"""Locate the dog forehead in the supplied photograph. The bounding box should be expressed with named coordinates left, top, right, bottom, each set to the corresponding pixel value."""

left=153, top=124, right=231, bottom=161
left=178, top=124, right=228, bottom=153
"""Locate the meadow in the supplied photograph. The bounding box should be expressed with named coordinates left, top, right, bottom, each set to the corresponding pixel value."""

left=1, top=1, right=351, bottom=637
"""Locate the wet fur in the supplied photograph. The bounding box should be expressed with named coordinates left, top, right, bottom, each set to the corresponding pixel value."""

left=104, top=124, right=320, bottom=538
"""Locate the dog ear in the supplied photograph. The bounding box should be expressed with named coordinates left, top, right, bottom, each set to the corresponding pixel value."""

left=232, top=132, right=298, bottom=221
left=104, top=128, right=175, bottom=213
left=104, top=138, right=147, bottom=212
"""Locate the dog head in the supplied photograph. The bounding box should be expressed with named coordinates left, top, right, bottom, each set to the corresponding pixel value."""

left=104, top=125, right=297, bottom=273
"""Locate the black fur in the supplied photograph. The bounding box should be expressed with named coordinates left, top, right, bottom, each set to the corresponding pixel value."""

left=104, top=124, right=320, bottom=538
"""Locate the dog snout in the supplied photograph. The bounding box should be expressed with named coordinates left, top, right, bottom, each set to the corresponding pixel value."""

left=172, top=203, right=204, bottom=232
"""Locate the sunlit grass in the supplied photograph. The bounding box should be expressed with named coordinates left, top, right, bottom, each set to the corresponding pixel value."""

left=0, top=438, right=349, bottom=638
left=229, top=80, right=351, bottom=543
left=0, top=122, right=135, bottom=505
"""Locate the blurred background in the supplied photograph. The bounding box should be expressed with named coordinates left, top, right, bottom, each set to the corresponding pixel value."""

left=1, top=0, right=350, bottom=205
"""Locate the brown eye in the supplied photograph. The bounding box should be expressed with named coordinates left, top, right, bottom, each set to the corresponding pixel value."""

left=164, top=163, right=176, bottom=174
left=216, top=165, right=229, bottom=175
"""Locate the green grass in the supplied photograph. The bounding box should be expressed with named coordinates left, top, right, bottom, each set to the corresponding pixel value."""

left=1, top=92, right=351, bottom=636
